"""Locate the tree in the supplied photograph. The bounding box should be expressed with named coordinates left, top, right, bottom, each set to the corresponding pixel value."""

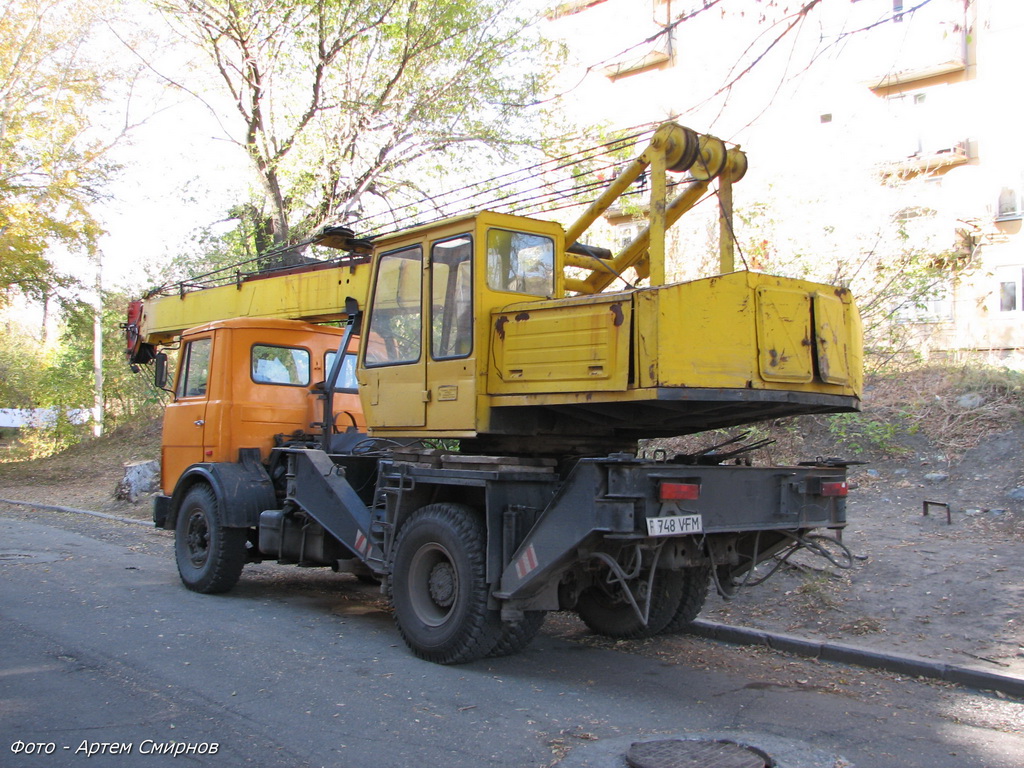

left=152, top=0, right=551, bottom=254
left=0, top=0, right=120, bottom=308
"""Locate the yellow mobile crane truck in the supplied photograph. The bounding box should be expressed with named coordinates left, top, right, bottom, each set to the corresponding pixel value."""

left=126, top=124, right=862, bottom=663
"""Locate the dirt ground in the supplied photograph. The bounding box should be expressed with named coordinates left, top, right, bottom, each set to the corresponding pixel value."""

left=1, top=414, right=1022, bottom=684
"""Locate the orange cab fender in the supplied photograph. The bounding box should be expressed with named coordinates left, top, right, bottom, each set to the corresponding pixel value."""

left=166, top=451, right=277, bottom=531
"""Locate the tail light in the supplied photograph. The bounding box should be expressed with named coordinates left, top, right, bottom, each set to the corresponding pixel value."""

left=821, top=481, right=848, bottom=497
left=659, top=482, right=701, bottom=501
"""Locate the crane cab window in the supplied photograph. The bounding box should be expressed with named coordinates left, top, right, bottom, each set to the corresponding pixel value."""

left=251, top=345, right=310, bottom=386
left=365, top=245, right=423, bottom=367
left=486, top=229, right=554, bottom=297
left=175, top=337, right=212, bottom=398
left=431, top=235, right=473, bottom=359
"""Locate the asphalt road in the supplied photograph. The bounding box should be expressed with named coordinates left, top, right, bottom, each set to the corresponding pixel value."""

left=1, top=508, right=1021, bottom=768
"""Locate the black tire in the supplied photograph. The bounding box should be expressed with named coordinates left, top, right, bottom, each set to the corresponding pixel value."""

left=488, top=611, right=546, bottom=658
left=577, top=570, right=683, bottom=639
left=174, top=484, right=247, bottom=594
left=390, top=503, right=503, bottom=664
left=660, top=566, right=711, bottom=634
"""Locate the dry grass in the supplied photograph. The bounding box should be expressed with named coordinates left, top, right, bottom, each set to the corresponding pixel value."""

left=0, top=418, right=162, bottom=480
left=864, top=365, right=1024, bottom=458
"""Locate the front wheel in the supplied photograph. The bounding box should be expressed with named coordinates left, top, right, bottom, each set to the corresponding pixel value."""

left=174, top=484, right=247, bottom=594
left=390, top=503, right=502, bottom=664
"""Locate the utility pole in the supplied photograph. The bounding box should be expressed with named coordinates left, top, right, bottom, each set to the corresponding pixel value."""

left=91, top=253, right=103, bottom=438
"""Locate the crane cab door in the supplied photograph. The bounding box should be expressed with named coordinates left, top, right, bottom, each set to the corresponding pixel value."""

left=161, top=333, right=213, bottom=492
left=361, top=245, right=428, bottom=427
left=424, top=235, right=475, bottom=431
left=359, top=234, right=477, bottom=433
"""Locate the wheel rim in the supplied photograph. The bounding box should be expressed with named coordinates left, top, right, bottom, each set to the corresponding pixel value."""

left=407, top=542, right=458, bottom=627
left=184, top=509, right=211, bottom=568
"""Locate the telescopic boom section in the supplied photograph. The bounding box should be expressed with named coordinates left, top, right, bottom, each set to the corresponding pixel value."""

left=562, top=123, right=747, bottom=295
left=125, top=229, right=372, bottom=365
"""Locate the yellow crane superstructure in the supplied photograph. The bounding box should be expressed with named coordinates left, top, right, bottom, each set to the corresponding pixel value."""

left=130, top=122, right=861, bottom=453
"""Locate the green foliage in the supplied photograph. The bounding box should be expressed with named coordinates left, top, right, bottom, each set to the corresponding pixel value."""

left=0, top=322, right=48, bottom=408
left=0, top=0, right=119, bottom=307
left=0, top=290, right=165, bottom=460
left=154, top=0, right=555, bottom=263
left=825, top=412, right=909, bottom=456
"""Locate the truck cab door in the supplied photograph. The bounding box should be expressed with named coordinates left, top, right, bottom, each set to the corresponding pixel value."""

left=360, top=245, right=427, bottom=428
left=161, top=334, right=213, bottom=492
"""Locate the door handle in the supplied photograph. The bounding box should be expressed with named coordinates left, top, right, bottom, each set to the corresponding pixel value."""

left=194, top=419, right=205, bottom=426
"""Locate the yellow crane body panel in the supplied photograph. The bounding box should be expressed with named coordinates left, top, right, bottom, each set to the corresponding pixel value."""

left=488, top=293, right=631, bottom=395
left=634, top=271, right=861, bottom=393
left=484, top=271, right=861, bottom=440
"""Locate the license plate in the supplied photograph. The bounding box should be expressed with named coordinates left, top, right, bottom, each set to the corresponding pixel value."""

left=646, top=514, right=703, bottom=537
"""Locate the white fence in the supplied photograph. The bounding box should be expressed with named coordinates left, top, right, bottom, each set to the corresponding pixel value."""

left=0, top=408, right=91, bottom=428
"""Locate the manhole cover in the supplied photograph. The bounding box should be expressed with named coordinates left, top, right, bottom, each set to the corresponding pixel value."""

left=626, top=739, right=774, bottom=768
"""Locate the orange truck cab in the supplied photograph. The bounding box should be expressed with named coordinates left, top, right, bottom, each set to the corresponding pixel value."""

left=160, top=317, right=363, bottom=501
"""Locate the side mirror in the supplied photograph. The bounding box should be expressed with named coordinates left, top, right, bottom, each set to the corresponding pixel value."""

left=154, top=352, right=169, bottom=390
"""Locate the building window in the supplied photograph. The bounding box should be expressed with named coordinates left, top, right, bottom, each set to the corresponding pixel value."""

left=996, top=267, right=1024, bottom=313
left=997, top=174, right=1024, bottom=221
left=898, top=282, right=953, bottom=323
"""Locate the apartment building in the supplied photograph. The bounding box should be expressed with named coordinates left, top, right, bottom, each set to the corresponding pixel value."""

left=545, top=0, right=1024, bottom=362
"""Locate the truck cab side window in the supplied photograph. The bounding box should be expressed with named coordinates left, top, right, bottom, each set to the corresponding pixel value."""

left=365, top=246, right=423, bottom=366
left=176, top=337, right=212, bottom=398
left=486, top=229, right=554, bottom=297
left=251, top=345, right=310, bottom=386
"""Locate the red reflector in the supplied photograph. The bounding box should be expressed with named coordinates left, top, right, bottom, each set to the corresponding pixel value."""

left=821, top=481, right=848, bottom=497
left=660, top=482, right=700, bottom=501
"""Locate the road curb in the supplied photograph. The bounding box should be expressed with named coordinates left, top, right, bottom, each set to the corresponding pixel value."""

left=0, top=497, right=151, bottom=527
left=686, top=619, right=1024, bottom=698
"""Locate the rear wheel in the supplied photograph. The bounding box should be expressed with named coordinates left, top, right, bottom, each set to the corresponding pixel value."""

left=174, top=484, right=247, bottom=594
left=660, top=566, right=711, bottom=634
left=390, top=503, right=502, bottom=664
left=577, top=570, right=683, bottom=639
